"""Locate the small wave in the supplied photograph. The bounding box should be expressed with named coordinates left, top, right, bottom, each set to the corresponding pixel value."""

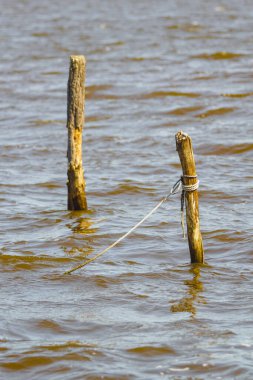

left=193, top=74, right=215, bottom=80
left=87, top=92, right=118, bottom=100
left=201, top=189, right=237, bottom=201
left=125, top=56, right=145, bottom=61
left=196, top=107, right=236, bottom=119
left=34, top=182, right=61, bottom=189
left=1, top=356, right=54, bottom=371
left=29, top=119, right=62, bottom=127
left=86, top=84, right=114, bottom=100
left=42, top=71, right=63, bottom=75
left=93, top=275, right=122, bottom=288
left=38, top=341, right=97, bottom=351
left=127, top=345, right=175, bottom=356
left=199, top=143, right=253, bottom=155
left=205, top=229, right=245, bottom=243
left=222, top=92, right=253, bottom=98
left=86, top=115, right=112, bottom=123
left=141, top=91, right=200, bottom=99
left=0, top=253, right=72, bottom=271
left=107, top=183, right=155, bottom=196
left=193, top=51, right=244, bottom=60
left=32, top=32, right=50, bottom=37
left=35, top=319, right=66, bottom=333
left=168, top=105, right=204, bottom=115
left=167, top=23, right=203, bottom=33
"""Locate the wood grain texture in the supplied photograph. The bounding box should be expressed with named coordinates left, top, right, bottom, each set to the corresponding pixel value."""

left=175, top=131, right=204, bottom=263
left=67, top=55, right=87, bottom=210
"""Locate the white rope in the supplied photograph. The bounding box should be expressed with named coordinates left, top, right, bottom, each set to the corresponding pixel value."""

left=63, top=176, right=200, bottom=275
left=182, top=180, right=199, bottom=192
left=64, top=198, right=167, bottom=274
left=64, top=179, right=183, bottom=275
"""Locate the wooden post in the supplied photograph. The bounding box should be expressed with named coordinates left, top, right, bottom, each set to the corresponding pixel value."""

left=67, top=55, right=88, bottom=210
left=175, top=131, right=204, bottom=263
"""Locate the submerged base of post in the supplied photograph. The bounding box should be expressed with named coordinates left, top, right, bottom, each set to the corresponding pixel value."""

left=175, top=131, right=204, bottom=263
left=67, top=164, right=87, bottom=210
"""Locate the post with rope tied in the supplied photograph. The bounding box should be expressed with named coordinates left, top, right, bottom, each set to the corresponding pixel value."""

left=67, top=55, right=88, bottom=210
left=175, top=131, right=204, bottom=263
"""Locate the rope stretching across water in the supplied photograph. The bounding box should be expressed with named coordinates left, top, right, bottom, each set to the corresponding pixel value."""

left=64, top=176, right=199, bottom=275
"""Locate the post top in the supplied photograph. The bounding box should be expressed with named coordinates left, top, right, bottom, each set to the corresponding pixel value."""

left=175, top=130, right=189, bottom=143
left=70, top=55, right=86, bottom=63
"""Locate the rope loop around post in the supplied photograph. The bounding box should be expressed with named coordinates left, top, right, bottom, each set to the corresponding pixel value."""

left=181, top=178, right=199, bottom=192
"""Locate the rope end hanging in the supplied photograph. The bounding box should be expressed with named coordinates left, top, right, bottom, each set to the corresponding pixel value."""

left=181, top=188, right=186, bottom=239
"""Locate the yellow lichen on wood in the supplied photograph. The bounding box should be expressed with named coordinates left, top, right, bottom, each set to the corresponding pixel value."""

left=67, top=55, right=87, bottom=210
left=175, top=131, right=204, bottom=263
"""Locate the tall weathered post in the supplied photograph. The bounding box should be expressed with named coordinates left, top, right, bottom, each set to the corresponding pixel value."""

left=175, top=131, right=204, bottom=263
left=67, top=55, right=87, bottom=210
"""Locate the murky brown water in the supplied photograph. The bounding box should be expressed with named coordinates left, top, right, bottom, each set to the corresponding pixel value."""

left=1, top=0, right=253, bottom=378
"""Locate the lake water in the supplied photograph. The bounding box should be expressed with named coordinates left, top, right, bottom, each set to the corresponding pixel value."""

left=0, top=0, right=253, bottom=379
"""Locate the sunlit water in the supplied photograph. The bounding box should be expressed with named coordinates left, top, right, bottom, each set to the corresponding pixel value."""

left=0, top=0, right=253, bottom=379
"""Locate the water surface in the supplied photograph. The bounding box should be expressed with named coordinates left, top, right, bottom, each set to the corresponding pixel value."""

left=0, top=0, right=253, bottom=378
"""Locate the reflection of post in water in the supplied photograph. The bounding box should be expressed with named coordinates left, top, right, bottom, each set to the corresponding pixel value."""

left=64, top=214, right=98, bottom=257
left=170, top=266, right=205, bottom=317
